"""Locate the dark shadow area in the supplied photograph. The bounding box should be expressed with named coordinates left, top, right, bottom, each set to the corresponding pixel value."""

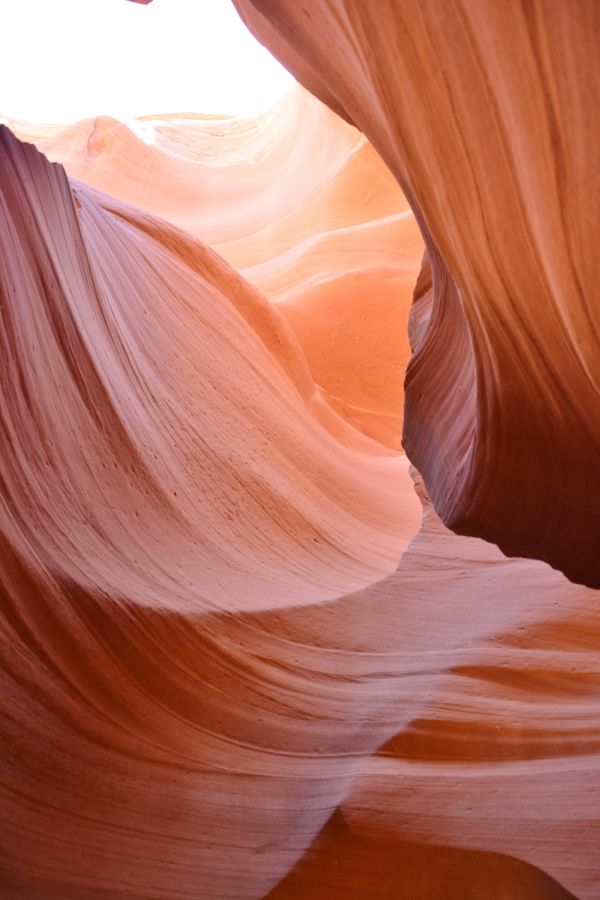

left=266, top=809, right=576, bottom=900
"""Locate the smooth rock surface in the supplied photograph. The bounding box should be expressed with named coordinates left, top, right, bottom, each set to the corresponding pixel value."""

left=3, top=85, right=423, bottom=447
left=235, top=0, right=600, bottom=588
left=2, top=1, right=600, bottom=896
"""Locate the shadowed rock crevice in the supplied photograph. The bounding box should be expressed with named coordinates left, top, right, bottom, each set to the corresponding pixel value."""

left=234, top=0, right=600, bottom=588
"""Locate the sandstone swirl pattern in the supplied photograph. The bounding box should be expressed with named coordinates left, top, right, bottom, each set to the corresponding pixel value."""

left=235, top=0, right=600, bottom=588
left=4, top=85, right=423, bottom=448
left=0, top=123, right=420, bottom=898
left=1, top=3, right=600, bottom=897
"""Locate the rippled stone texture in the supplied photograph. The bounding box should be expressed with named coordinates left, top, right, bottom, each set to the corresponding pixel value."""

left=3, top=85, right=423, bottom=447
left=2, top=1, right=600, bottom=896
left=235, top=0, right=600, bottom=588
left=0, top=122, right=422, bottom=898
left=1, top=120, right=599, bottom=898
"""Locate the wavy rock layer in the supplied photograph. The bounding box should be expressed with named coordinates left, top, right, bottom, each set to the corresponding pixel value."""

left=2, top=117, right=600, bottom=898
left=2, top=6, right=600, bottom=896
left=0, top=124, right=422, bottom=898
left=4, top=85, right=424, bottom=447
left=234, top=0, right=600, bottom=588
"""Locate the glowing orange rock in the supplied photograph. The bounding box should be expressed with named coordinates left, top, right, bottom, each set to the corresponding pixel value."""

left=234, top=0, right=600, bottom=587
left=4, top=85, right=423, bottom=448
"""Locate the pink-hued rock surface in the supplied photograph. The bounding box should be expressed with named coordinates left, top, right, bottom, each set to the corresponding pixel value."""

left=235, top=0, right=600, bottom=589
left=1, top=2, right=599, bottom=899
left=4, top=85, right=423, bottom=448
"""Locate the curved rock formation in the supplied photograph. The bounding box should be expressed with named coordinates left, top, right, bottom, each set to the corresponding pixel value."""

left=3, top=85, right=423, bottom=447
left=0, top=124, right=422, bottom=898
left=2, top=117, right=599, bottom=898
left=234, top=0, right=600, bottom=588
left=2, top=3, right=600, bottom=896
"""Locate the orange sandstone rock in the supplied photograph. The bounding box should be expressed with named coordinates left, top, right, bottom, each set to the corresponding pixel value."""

left=234, top=0, right=600, bottom=587
left=3, top=85, right=423, bottom=448
left=2, top=2, right=600, bottom=895
left=0, top=125, right=421, bottom=897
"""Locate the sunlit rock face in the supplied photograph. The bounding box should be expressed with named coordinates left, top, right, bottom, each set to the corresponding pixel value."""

left=0, top=123, right=422, bottom=898
left=1, top=2, right=600, bottom=899
left=235, top=0, right=600, bottom=589
left=4, top=85, right=423, bottom=448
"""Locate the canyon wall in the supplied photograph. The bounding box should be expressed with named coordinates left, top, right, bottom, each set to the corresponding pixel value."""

left=234, top=0, right=600, bottom=588
left=0, top=123, right=421, bottom=898
left=1, top=0, right=599, bottom=896
left=3, top=85, right=423, bottom=447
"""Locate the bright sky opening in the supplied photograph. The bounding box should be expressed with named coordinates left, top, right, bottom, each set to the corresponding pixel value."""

left=1, top=0, right=295, bottom=123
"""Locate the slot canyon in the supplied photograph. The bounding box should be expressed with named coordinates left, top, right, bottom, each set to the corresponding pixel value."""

left=0, top=1, right=599, bottom=897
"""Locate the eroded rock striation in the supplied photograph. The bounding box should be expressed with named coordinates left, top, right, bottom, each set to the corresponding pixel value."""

left=235, top=0, right=600, bottom=588
left=4, top=85, right=424, bottom=447
left=0, top=123, right=422, bottom=897
left=1, top=1, right=600, bottom=897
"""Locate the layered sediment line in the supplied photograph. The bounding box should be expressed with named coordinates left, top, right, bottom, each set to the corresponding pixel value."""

left=2, top=3, right=600, bottom=893
left=1, top=124, right=599, bottom=898
left=234, top=0, right=600, bottom=588
left=2, top=130, right=597, bottom=896
left=0, top=125, right=421, bottom=898
left=3, top=84, right=424, bottom=447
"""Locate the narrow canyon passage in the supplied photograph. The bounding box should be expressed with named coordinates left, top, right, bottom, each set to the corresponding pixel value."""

left=1, top=1, right=599, bottom=899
